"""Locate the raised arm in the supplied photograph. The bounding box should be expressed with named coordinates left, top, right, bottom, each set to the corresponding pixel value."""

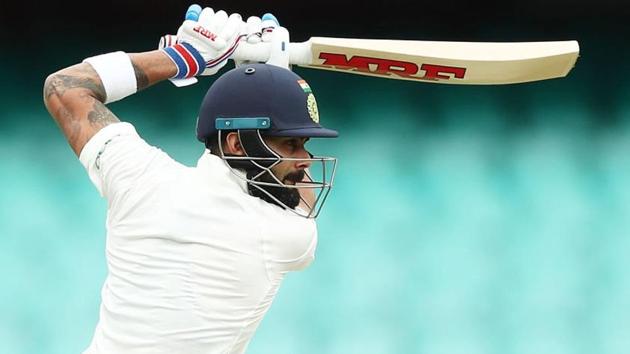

left=43, top=51, right=176, bottom=156
left=44, top=7, right=244, bottom=156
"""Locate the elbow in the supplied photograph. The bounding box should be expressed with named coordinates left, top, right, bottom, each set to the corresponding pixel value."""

left=43, top=71, right=77, bottom=114
left=43, top=73, right=60, bottom=110
left=43, top=64, right=107, bottom=105
left=43, top=72, right=73, bottom=124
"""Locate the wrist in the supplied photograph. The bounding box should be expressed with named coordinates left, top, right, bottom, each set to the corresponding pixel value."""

left=161, top=43, right=207, bottom=79
left=128, top=51, right=178, bottom=88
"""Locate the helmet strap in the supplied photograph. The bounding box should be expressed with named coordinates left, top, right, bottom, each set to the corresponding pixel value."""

left=223, top=130, right=278, bottom=170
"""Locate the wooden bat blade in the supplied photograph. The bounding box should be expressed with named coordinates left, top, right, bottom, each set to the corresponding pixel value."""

left=302, top=37, right=580, bottom=84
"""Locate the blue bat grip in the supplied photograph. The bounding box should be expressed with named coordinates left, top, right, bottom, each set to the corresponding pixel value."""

left=185, top=4, right=202, bottom=21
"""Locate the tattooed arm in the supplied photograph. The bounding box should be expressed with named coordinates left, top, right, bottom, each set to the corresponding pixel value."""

left=43, top=50, right=177, bottom=156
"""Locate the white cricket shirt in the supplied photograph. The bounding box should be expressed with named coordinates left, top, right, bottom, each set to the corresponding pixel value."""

left=79, top=123, right=318, bottom=354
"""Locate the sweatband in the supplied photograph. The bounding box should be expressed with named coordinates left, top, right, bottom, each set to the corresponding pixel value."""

left=162, top=43, right=206, bottom=79
left=83, top=51, right=137, bottom=104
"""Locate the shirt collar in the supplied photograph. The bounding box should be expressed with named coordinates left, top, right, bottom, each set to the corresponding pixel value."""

left=196, top=150, right=249, bottom=193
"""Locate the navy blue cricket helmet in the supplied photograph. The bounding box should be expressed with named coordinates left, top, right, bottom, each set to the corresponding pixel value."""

left=196, top=63, right=338, bottom=144
left=194, top=64, right=339, bottom=218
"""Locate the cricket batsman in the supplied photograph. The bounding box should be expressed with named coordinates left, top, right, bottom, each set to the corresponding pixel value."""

left=43, top=5, right=338, bottom=353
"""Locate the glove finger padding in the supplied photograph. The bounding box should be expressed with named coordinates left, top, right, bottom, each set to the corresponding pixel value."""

left=245, top=16, right=262, bottom=44
left=233, top=16, right=261, bottom=68
left=205, top=10, right=228, bottom=36
left=200, top=12, right=245, bottom=76
left=219, top=14, right=245, bottom=58
left=261, top=14, right=279, bottom=42
left=220, top=14, right=243, bottom=39
left=197, top=7, right=215, bottom=24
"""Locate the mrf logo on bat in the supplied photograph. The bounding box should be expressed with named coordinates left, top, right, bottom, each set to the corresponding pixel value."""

left=315, top=52, right=467, bottom=81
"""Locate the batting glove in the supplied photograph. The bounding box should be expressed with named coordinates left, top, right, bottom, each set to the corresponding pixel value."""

left=162, top=5, right=244, bottom=79
left=232, top=13, right=280, bottom=67
left=159, top=12, right=285, bottom=68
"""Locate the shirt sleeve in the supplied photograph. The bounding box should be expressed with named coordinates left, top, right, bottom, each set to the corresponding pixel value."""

left=78, top=122, right=177, bottom=203
left=263, top=216, right=319, bottom=273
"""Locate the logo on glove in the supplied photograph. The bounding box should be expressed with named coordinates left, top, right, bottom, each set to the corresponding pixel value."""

left=193, top=26, right=218, bottom=41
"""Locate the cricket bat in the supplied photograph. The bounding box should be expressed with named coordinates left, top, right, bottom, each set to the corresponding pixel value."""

left=231, top=37, right=579, bottom=85
left=164, top=5, right=579, bottom=86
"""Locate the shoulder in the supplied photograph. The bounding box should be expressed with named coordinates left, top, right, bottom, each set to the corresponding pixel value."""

left=78, top=121, right=186, bottom=199
left=260, top=209, right=319, bottom=272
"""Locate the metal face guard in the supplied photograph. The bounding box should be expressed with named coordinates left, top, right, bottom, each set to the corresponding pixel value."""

left=218, top=130, right=337, bottom=218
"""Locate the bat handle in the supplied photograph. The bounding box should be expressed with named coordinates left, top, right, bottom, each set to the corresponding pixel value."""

left=231, top=41, right=313, bottom=66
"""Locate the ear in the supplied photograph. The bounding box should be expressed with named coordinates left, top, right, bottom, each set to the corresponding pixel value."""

left=224, top=132, right=245, bottom=156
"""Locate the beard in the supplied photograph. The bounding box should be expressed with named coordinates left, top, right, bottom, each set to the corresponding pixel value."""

left=247, top=169, right=305, bottom=209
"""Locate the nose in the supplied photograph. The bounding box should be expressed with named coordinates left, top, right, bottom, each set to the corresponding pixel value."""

left=294, top=149, right=312, bottom=170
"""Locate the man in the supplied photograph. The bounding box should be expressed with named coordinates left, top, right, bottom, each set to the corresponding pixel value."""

left=43, top=5, right=338, bottom=354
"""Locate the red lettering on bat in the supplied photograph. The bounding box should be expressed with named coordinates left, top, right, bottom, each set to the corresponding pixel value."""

left=318, top=53, right=417, bottom=78
left=317, top=52, right=466, bottom=81
left=420, top=64, right=466, bottom=80
left=193, top=26, right=217, bottom=41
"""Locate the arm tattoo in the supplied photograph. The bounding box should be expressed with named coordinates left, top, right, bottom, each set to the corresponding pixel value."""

left=44, top=64, right=106, bottom=102
left=44, top=63, right=120, bottom=154
left=44, top=74, right=107, bottom=102
left=132, top=62, right=150, bottom=90
left=88, top=100, right=120, bottom=127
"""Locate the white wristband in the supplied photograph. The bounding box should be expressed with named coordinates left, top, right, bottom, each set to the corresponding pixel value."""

left=83, top=51, right=137, bottom=104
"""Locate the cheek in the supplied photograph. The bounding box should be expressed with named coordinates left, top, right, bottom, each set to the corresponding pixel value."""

left=271, top=161, right=292, bottom=178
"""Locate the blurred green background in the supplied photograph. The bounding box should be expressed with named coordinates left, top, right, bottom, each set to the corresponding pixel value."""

left=1, top=1, right=629, bottom=353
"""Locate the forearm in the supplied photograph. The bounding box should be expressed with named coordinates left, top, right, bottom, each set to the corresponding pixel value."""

left=43, top=50, right=176, bottom=156
left=128, top=50, right=178, bottom=90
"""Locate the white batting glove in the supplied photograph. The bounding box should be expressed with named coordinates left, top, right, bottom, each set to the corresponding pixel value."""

left=232, top=13, right=283, bottom=68
left=160, top=12, right=287, bottom=67
left=259, top=14, right=291, bottom=69
left=159, top=34, right=177, bottom=49
left=231, top=15, right=263, bottom=68
left=161, top=6, right=244, bottom=79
